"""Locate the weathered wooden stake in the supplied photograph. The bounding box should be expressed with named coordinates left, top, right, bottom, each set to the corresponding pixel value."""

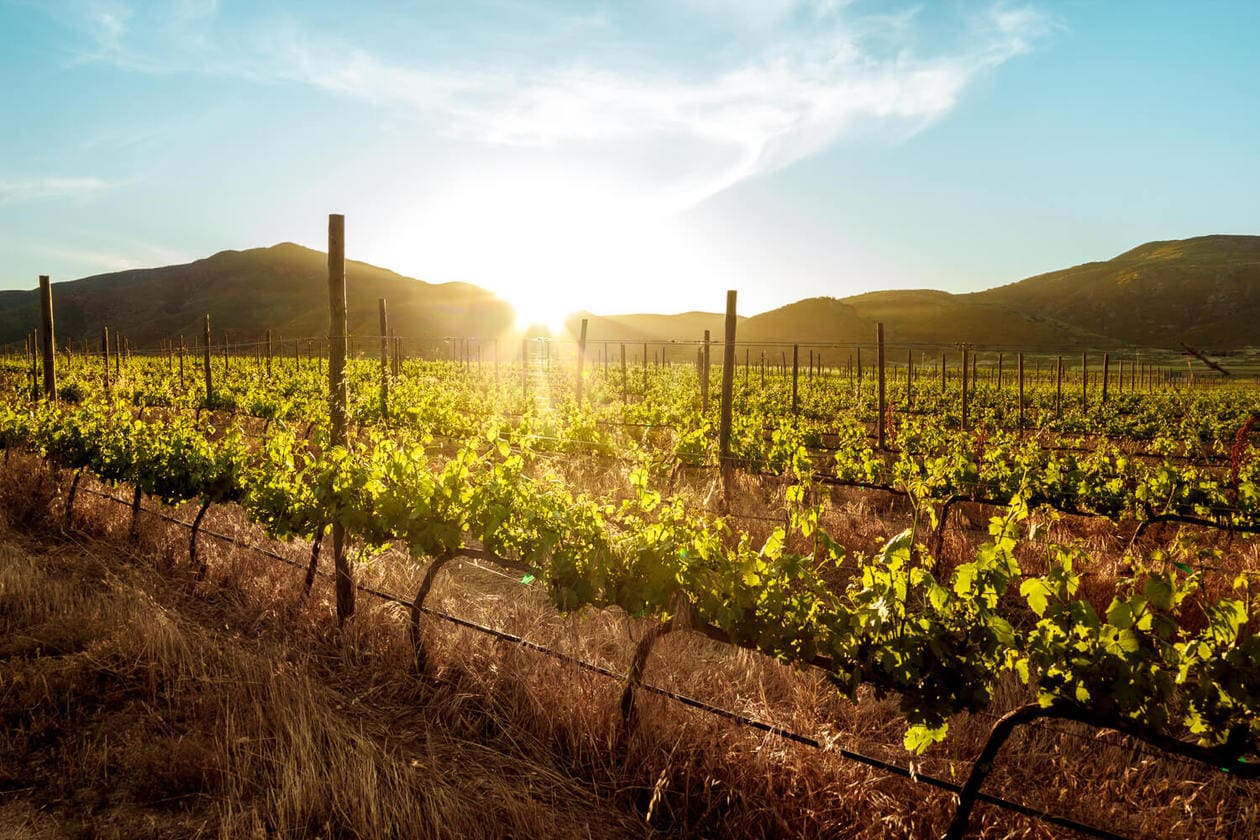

left=620, top=343, right=628, bottom=404
left=1056, top=355, right=1063, bottom=416
left=378, top=298, right=390, bottom=417
left=875, top=324, right=887, bottom=448
left=701, top=330, right=711, bottom=413
left=1081, top=352, right=1088, bottom=411
left=718, top=291, right=737, bottom=475
left=203, top=314, right=213, bottom=405
left=790, top=344, right=800, bottom=415
left=521, top=339, right=529, bottom=394
left=575, top=318, right=588, bottom=404
left=1102, top=352, right=1110, bottom=404
left=1017, top=352, right=1025, bottom=429
left=961, top=346, right=970, bottom=431
left=37, top=276, right=56, bottom=398
left=327, top=213, right=354, bottom=624
left=102, top=326, right=111, bottom=394
left=906, top=348, right=914, bottom=408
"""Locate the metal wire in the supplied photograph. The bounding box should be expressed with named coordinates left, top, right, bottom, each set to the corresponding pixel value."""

left=74, top=483, right=1151, bottom=840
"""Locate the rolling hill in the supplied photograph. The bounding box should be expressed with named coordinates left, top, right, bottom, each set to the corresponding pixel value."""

left=1, top=234, right=1256, bottom=354
left=567, top=235, right=1259, bottom=351
left=0, top=243, right=514, bottom=355
left=972, top=235, right=1260, bottom=349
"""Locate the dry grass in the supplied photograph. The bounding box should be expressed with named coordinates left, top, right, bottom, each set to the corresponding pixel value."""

left=0, top=453, right=1257, bottom=838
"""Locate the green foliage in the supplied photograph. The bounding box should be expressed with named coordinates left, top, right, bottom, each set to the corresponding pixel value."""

left=2, top=349, right=1258, bottom=768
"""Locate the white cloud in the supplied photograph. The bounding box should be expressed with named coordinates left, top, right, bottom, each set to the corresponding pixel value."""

left=241, top=3, right=1052, bottom=212
left=37, top=0, right=1054, bottom=302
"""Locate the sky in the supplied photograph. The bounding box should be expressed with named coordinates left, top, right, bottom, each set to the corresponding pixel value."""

left=1, top=0, right=1257, bottom=325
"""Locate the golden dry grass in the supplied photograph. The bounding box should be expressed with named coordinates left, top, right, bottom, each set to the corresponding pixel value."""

left=0, top=453, right=1257, bottom=839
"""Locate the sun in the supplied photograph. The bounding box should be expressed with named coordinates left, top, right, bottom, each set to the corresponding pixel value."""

left=372, top=163, right=701, bottom=332
left=511, top=297, right=573, bottom=335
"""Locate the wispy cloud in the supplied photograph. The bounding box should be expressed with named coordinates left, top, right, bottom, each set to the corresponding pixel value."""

left=0, top=176, right=116, bottom=204
left=47, top=0, right=1053, bottom=212
left=260, top=2, right=1053, bottom=209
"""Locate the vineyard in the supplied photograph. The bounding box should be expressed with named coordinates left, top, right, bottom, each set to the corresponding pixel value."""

left=3, top=237, right=1259, bottom=839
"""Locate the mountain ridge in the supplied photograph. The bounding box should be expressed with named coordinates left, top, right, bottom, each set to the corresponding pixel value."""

left=2, top=234, right=1257, bottom=352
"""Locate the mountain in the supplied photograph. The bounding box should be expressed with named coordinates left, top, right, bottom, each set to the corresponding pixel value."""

left=3, top=234, right=1256, bottom=356
left=971, top=235, right=1260, bottom=349
left=740, top=291, right=1113, bottom=350
left=0, top=243, right=514, bottom=355
left=573, top=235, right=1259, bottom=352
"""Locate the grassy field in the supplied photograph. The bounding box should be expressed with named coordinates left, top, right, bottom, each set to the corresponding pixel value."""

left=0, top=453, right=1256, bottom=839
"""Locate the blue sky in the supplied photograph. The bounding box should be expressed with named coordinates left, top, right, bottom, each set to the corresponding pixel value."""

left=1, top=1, right=1256, bottom=322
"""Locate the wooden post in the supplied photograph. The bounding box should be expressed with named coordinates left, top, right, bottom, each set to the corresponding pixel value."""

left=266, top=329, right=273, bottom=375
left=996, top=352, right=1004, bottom=390
left=521, top=339, right=529, bottom=393
left=378, top=298, right=390, bottom=417
left=575, top=318, right=588, bottom=404
left=114, top=330, right=121, bottom=377
left=1055, top=355, right=1063, bottom=416
left=26, top=332, right=34, bottom=398
left=178, top=335, right=185, bottom=387
left=701, top=330, right=711, bottom=413
left=790, top=344, right=799, bottom=415
left=1017, top=352, right=1025, bottom=429
left=102, top=326, right=111, bottom=394
left=327, top=213, right=354, bottom=624
left=1081, top=352, right=1088, bottom=411
left=38, top=276, right=55, bottom=399
left=856, top=346, right=863, bottom=392
left=1102, top=352, right=1110, bottom=404
left=718, top=291, right=737, bottom=473
left=203, top=314, right=213, bottom=405
left=876, top=323, right=886, bottom=449
left=620, top=343, right=628, bottom=404
left=940, top=351, right=946, bottom=393
left=906, top=348, right=914, bottom=408
left=961, top=346, right=969, bottom=431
